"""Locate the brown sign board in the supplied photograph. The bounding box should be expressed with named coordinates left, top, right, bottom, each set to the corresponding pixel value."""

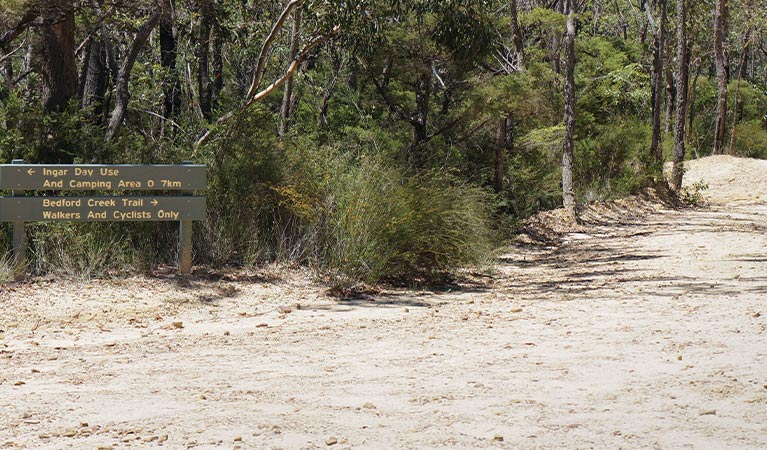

left=0, top=196, right=206, bottom=222
left=0, top=164, right=206, bottom=191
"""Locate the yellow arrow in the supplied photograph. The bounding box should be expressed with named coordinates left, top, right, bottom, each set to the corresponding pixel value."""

left=27, top=168, right=35, bottom=175
left=151, top=199, right=158, bottom=206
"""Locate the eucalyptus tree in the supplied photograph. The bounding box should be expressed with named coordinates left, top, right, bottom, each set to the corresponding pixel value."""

left=647, top=0, right=667, bottom=168
left=712, top=0, right=727, bottom=155
left=671, top=0, right=688, bottom=191
left=561, top=0, right=577, bottom=218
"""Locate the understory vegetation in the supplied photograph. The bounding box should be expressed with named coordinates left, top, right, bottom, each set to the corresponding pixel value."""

left=1, top=0, right=766, bottom=284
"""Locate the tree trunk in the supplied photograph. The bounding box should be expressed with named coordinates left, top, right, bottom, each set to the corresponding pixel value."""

left=160, top=0, right=181, bottom=118
left=80, top=36, right=108, bottom=123
left=279, top=8, right=301, bottom=138
left=510, top=0, right=526, bottom=67
left=712, top=0, right=728, bottom=154
left=197, top=1, right=212, bottom=121
left=1, top=58, right=12, bottom=88
left=41, top=1, right=77, bottom=112
left=649, top=0, right=666, bottom=168
left=212, top=30, right=223, bottom=112
left=105, top=13, right=161, bottom=144
left=550, top=0, right=564, bottom=74
left=687, top=61, right=700, bottom=143
left=562, top=0, right=577, bottom=219
left=495, top=118, right=507, bottom=193
left=671, top=0, right=688, bottom=191
left=728, top=33, right=751, bottom=154
left=317, top=71, right=338, bottom=128
left=663, top=65, right=674, bottom=133
left=738, top=40, right=749, bottom=80
left=409, top=63, right=432, bottom=170
left=318, top=51, right=341, bottom=128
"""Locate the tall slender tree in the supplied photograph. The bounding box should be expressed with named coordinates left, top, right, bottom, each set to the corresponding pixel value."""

left=728, top=30, right=751, bottom=154
left=279, top=6, right=301, bottom=138
left=104, top=12, right=161, bottom=143
left=648, top=0, right=667, bottom=168
left=160, top=0, right=181, bottom=119
left=495, top=0, right=526, bottom=194
left=671, top=0, right=689, bottom=190
left=562, top=0, right=577, bottom=219
left=80, top=35, right=108, bottom=123
left=712, top=0, right=728, bottom=154
left=197, top=0, right=213, bottom=121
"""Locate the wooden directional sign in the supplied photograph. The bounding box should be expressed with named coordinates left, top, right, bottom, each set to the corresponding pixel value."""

left=0, top=196, right=206, bottom=222
left=2, top=161, right=208, bottom=275
left=0, top=164, right=206, bottom=190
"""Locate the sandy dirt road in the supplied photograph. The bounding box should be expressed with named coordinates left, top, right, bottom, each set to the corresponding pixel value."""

left=1, top=156, right=766, bottom=449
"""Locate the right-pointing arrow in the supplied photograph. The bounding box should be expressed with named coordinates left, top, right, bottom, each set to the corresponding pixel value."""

left=151, top=199, right=158, bottom=206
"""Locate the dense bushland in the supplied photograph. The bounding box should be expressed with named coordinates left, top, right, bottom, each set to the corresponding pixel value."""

left=1, top=0, right=766, bottom=284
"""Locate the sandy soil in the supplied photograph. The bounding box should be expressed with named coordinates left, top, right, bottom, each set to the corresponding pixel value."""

left=1, top=156, right=766, bottom=449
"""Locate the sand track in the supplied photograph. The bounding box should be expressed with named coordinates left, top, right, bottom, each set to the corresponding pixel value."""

left=1, top=156, right=766, bottom=449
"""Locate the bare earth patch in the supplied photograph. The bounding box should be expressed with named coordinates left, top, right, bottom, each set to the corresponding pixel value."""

left=1, top=156, right=766, bottom=449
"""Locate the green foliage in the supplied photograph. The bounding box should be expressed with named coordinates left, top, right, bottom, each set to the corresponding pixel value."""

left=317, top=157, right=494, bottom=285
left=679, top=179, right=709, bottom=206
left=0, top=95, right=105, bottom=163
left=472, top=62, right=561, bottom=125
left=196, top=107, right=288, bottom=265
left=574, top=119, right=652, bottom=201
left=576, top=37, right=649, bottom=122
left=519, top=7, right=566, bottom=35
left=506, top=137, right=563, bottom=219
left=686, top=80, right=767, bottom=157
left=4, top=0, right=767, bottom=286
left=731, top=121, right=767, bottom=159
left=729, top=82, right=767, bottom=124
left=29, top=222, right=140, bottom=278
left=431, top=1, right=496, bottom=66
left=0, top=254, right=12, bottom=282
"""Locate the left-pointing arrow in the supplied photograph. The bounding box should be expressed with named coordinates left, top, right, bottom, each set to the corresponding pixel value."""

left=27, top=168, right=35, bottom=175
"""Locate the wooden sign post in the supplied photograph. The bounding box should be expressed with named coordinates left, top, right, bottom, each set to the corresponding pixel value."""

left=0, top=161, right=207, bottom=275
